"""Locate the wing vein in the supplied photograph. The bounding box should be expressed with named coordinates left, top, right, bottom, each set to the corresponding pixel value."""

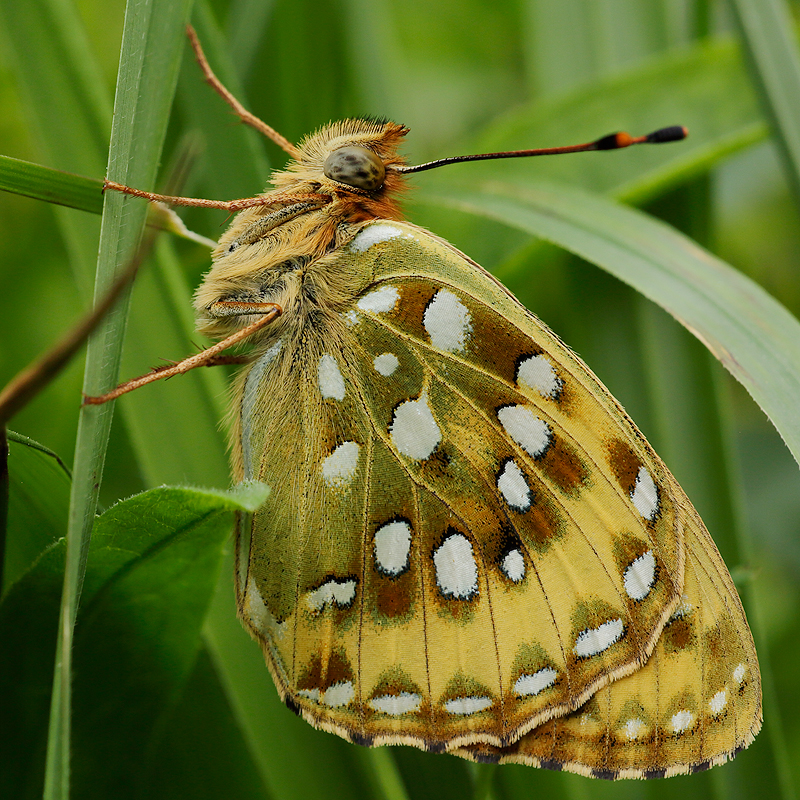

left=356, top=428, right=374, bottom=733
left=423, top=370, right=644, bottom=646
left=358, top=307, right=660, bottom=527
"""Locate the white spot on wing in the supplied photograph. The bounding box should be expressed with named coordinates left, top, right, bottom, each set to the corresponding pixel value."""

left=373, top=352, right=399, bottom=376
left=306, top=578, right=357, bottom=612
left=368, top=692, right=422, bottom=715
left=623, top=718, right=646, bottom=740
left=514, top=668, right=557, bottom=697
left=298, top=688, right=320, bottom=702
left=241, top=339, right=283, bottom=480
left=322, top=441, right=360, bottom=486
left=501, top=548, right=525, bottom=582
left=733, top=663, right=746, bottom=684
left=709, top=689, right=728, bottom=716
left=349, top=223, right=403, bottom=253
left=624, top=550, right=656, bottom=601
left=344, top=310, right=359, bottom=326
left=389, top=390, right=441, bottom=460
left=423, top=289, right=471, bottom=352
left=497, top=405, right=551, bottom=458
left=322, top=681, right=355, bottom=707
left=318, top=354, right=345, bottom=400
left=433, top=533, right=478, bottom=599
left=374, top=520, right=412, bottom=576
left=671, top=709, right=695, bottom=734
left=244, top=582, right=286, bottom=640
left=444, top=696, right=493, bottom=715
left=357, top=285, right=400, bottom=313
left=669, top=593, right=693, bottom=621
left=517, top=354, right=561, bottom=398
left=574, top=618, right=625, bottom=658
left=497, top=460, right=531, bottom=511
left=631, top=466, right=659, bottom=520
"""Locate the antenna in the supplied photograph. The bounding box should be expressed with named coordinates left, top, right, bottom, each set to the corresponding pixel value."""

left=396, top=126, right=688, bottom=175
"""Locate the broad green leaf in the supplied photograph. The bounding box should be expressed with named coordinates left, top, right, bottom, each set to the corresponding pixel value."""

left=71, top=485, right=267, bottom=799
left=2, top=432, right=70, bottom=594
left=0, top=541, right=63, bottom=800
left=0, top=482, right=267, bottom=800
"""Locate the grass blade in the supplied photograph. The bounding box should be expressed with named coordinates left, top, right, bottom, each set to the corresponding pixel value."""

left=42, top=2, right=193, bottom=798
left=729, top=0, right=800, bottom=207
left=0, top=155, right=103, bottom=213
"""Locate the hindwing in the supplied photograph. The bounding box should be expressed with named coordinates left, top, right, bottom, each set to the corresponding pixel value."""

left=230, top=221, right=717, bottom=750
left=457, top=497, right=762, bottom=777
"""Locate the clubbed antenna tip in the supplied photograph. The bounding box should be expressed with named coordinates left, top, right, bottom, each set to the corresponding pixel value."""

left=398, top=125, right=689, bottom=175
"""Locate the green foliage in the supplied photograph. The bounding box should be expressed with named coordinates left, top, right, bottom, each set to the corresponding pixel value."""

left=0, top=474, right=269, bottom=799
left=1, top=1, right=799, bottom=799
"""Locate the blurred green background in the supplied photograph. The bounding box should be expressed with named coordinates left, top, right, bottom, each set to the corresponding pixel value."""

left=1, top=0, right=799, bottom=799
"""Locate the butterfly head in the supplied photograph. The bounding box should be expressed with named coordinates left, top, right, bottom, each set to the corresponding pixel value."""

left=272, top=118, right=410, bottom=210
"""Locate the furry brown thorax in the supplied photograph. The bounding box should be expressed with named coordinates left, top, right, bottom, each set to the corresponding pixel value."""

left=194, top=118, right=410, bottom=341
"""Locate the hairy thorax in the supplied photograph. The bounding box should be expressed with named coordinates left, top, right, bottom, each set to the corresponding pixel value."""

left=193, top=119, right=409, bottom=347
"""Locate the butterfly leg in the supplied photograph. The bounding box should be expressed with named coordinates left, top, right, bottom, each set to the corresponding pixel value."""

left=103, top=179, right=327, bottom=213
left=83, top=303, right=282, bottom=405
left=184, top=25, right=300, bottom=158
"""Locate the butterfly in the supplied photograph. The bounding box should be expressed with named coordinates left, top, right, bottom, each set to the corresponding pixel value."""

left=99, top=26, right=761, bottom=780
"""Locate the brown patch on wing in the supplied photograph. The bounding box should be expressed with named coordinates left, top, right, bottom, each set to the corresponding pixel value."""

left=606, top=438, right=642, bottom=494
left=374, top=570, right=414, bottom=619
left=540, top=434, right=589, bottom=494
left=662, top=616, right=696, bottom=654
left=525, top=494, right=565, bottom=554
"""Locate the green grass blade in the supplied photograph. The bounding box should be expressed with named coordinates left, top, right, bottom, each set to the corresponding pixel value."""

left=0, top=0, right=229, bottom=491
left=470, top=762, right=499, bottom=800
left=0, top=155, right=215, bottom=245
left=148, top=646, right=275, bottom=799
left=0, top=155, right=103, bottom=213
left=0, top=0, right=110, bottom=297
left=525, top=0, right=670, bottom=97
left=729, top=0, right=800, bottom=206
left=226, top=0, right=276, bottom=80
left=339, top=0, right=403, bottom=112
left=42, top=3, right=194, bottom=798
left=352, top=747, right=411, bottom=800
left=713, top=374, right=798, bottom=800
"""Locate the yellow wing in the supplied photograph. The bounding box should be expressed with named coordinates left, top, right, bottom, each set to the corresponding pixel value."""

left=231, top=220, right=745, bottom=753
left=457, top=493, right=762, bottom=778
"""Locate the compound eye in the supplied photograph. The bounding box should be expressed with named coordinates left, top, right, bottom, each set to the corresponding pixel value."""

left=323, top=146, right=385, bottom=191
